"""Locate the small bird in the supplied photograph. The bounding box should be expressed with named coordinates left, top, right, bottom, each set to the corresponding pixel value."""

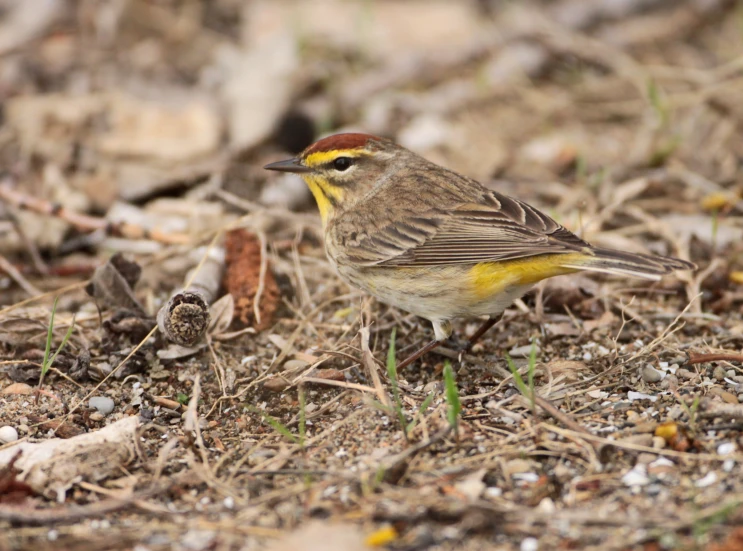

left=265, top=133, right=694, bottom=369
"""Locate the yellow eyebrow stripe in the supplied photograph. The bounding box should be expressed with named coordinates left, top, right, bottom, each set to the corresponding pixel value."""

left=304, top=149, right=369, bottom=167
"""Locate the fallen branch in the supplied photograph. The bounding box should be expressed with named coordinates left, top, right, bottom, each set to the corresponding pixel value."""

left=157, top=246, right=225, bottom=345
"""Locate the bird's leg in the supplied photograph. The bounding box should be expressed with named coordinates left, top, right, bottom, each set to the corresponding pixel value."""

left=396, top=320, right=451, bottom=371
left=396, top=339, right=442, bottom=371
left=458, top=314, right=503, bottom=362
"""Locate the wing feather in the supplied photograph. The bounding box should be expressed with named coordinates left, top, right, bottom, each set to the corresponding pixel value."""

left=342, top=190, right=589, bottom=267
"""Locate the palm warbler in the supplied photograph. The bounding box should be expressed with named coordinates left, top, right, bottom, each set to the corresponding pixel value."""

left=265, top=133, right=695, bottom=368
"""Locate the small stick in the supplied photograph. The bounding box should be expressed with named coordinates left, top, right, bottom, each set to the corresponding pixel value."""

left=533, top=395, right=592, bottom=438
left=0, top=178, right=191, bottom=245
left=688, top=351, right=743, bottom=364
left=0, top=253, right=41, bottom=296
left=359, top=313, right=391, bottom=408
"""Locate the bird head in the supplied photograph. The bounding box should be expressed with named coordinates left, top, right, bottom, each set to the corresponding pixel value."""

left=264, top=133, right=399, bottom=226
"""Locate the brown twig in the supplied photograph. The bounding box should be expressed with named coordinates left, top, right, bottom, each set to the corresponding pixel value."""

left=688, top=351, right=743, bottom=364
left=0, top=480, right=172, bottom=525
left=0, top=253, right=41, bottom=297
left=0, top=178, right=191, bottom=245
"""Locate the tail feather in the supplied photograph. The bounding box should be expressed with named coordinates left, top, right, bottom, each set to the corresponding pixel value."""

left=561, top=248, right=695, bottom=281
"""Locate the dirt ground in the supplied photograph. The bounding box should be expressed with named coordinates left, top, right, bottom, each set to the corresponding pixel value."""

left=2, top=1, right=743, bottom=550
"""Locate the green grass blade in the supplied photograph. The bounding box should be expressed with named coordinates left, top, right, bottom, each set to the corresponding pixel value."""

left=41, top=297, right=59, bottom=378
left=443, top=362, right=460, bottom=431
left=505, top=352, right=529, bottom=397
left=47, top=314, right=76, bottom=370
left=406, top=392, right=434, bottom=435
left=385, top=328, right=409, bottom=438
left=247, top=405, right=297, bottom=444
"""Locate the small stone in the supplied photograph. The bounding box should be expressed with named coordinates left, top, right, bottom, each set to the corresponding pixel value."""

left=720, top=392, right=739, bottom=404
left=695, top=472, right=718, bottom=488
left=89, top=412, right=104, bottom=422
left=283, top=359, right=309, bottom=371
left=504, top=459, right=534, bottom=477
left=89, top=396, right=115, bottom=415
left=641, top=365, right=663, bottom=383
left=622, top=465, right=650, bottom=487
left=713, top=366, right=726, bottom=382
left=676, top=368, right=695, bottom=380
left=0, top=426, right=18, bottom=443
left=717, top=442, right=736, bottom=455
left=2, top=382, right=34, bottom=395
left=263, top=377, right=289, bottom=393
left=652, top=436, right=666, bottom=449
left=520, top=537, right=538, bottom=551
left=726, top=370, right=736, bottom=378
left=636, top=452, right=657, bottom=465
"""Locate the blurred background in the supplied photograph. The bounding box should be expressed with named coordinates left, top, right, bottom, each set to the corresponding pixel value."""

left=0, top=0, right=742, bottom=298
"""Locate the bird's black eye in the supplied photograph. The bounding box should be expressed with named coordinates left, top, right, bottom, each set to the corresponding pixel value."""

left=333, top=157, right=353, bottom=171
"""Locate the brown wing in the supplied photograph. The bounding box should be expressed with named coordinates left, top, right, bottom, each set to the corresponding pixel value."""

left=343, top=191, right=590, bottom=268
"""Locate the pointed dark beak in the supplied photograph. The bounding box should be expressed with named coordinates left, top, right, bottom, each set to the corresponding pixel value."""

left=263, top=158, right=312, bottom=174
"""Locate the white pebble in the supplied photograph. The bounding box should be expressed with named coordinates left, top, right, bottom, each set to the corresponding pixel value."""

left=717, top=442, right=736, bottom=455
left=695, top=472, right=718, bottom=488
left=0, top=426, right=18, bottom=443
left=89, top=396, right=115, bottom=415
left=628, top=391, right=657, bottom=402
left=723, top=460, right=735, bottom=473
left=520, top=537, right=539, bottom=551
left=622, top=465, right=650, bottom=487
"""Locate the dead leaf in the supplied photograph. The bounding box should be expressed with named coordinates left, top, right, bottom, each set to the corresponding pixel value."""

left=85, top=253, right=145, bottom=314
left=208, top=293, right=235, bottom=336
left=223, top=229, right=279, bottom=331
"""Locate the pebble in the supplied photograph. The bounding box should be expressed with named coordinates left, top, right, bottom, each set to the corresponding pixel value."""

left=652, top=436, right=666, bottom=450
left=727, top=370, right=736, bottom=378
left=676, top=368, right=695, bottom=380
left=263, top=377, right=289, bottom=393
left=641, top=365, right=663, bottom=383
left=283, top=359, right=309, bottom=370
left=717, top=442, right=736, bottom=455
left=89, top=396, right=115, bottom=415
left=510, top=344, right=539, bottom=357
left=713, top=366, right=727, bottom=382
left=622, top=465, right=650, bottom=487
left=720, top=391, right=739, bottom=404
left=695, top=472, right=718, bottom=488
left=520, top=537, right=539, bottom=551
left=0, top=426, right=19, bottom=443
left=636, top=452, right=657, bottom=465
left=504, top=458, right=533, bottom=477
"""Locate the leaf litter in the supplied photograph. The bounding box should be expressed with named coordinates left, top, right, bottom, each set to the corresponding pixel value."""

left=1, top=1, right=743, bottom=550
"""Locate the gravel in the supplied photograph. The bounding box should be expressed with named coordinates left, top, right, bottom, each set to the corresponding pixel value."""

left=89, top=396, right=115, bottom=415
left=0, top=425, right=19, bottom=443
